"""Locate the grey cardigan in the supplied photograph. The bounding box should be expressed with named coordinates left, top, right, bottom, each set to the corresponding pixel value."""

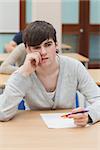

left=0, top=55, right=100, bottom=123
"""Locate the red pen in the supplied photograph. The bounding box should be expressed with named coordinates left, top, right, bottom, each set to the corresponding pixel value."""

left=61, top=110, right=89, bottom=118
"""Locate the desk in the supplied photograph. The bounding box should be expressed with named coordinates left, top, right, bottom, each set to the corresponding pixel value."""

left=88, top=69, right=100, bottom=86
left=0, top=53, right=9, bottom=63
left=0, top=74, right=10, bottom=88
left=0, top=110, right=99, bottom=150
left=61, top=43, right=72, bottom=50
left=62, top=53, right=89, bottom=68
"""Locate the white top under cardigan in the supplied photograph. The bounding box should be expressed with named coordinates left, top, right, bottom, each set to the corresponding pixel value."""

left=0, top=55, right=100, bottom=123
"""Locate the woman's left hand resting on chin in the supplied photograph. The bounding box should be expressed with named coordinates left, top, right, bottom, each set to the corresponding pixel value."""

left=68, top=107, right=89, bottom=127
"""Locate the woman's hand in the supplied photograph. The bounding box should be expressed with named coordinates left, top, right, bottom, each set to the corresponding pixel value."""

left=68, top=107, right=89, bottom=127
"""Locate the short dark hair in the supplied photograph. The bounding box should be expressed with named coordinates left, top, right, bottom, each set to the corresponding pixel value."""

left=23, top=20, right=57, bottom=47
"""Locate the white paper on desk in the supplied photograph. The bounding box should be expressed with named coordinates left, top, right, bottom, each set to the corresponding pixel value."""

left=40, top=113, right=77, bottom=129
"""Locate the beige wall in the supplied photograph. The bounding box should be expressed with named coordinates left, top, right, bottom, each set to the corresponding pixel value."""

left=32, top=0, right=61, bottom=50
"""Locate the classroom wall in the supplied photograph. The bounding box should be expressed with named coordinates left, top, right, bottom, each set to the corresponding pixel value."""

left=0, top=0, right=20, bottom=53
left=31, top=0, right=61, bottom=50
left=0, top=0, right=19, bottom=33
left=0, top=0, right=61, bottom=53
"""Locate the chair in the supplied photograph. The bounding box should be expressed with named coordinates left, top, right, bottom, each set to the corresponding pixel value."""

left=18, top=100, right=25, bottom=110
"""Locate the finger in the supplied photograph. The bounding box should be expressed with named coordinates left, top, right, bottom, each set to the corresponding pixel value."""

left=35, top=52, right=42, bottom=66
left=72, top=107, right=84, bottom=113
left=31, top=59, right=37, bottom=67
left=74, top=117, right=88, bottom=123
left=74, top=115, right=88, bottom=126
left=68, top=112, right=88, bottom=119
left=74, top=120, right=87, bottom=127
left=68, top=113, right=84, bottom=119
left=30, top=52, right=41, bottom=66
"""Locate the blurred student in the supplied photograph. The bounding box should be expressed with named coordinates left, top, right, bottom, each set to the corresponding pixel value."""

left=0, top=43, right=26, bottom=74
left=4, top=31, right=23, bottom=53
left=0, top=21, right=100, bottom=127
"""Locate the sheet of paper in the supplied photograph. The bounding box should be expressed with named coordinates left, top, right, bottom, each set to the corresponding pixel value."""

left=40, top=113, right=77, bottom=129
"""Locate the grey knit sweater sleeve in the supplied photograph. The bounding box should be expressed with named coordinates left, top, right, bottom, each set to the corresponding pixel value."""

left=0, top=72, right=31, bottom=121
left=76, top=61, right=100, bottom=123
left=0, top=43, right=26, bottom=74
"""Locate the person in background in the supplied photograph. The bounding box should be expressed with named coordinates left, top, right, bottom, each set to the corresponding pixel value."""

left=0, top=43, right=26, bottom=74
left=4, top=31, right=23, bottom=53
left=0, top=20, right=100, bottom=127
left=1, top=32, right=27, bottom=110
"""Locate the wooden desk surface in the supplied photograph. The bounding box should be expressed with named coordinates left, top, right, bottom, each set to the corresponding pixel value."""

left=0, top=110, right=99, bottom=150
left=0, top=53, right=9, bottom=62
left=88, top=69, right=100, bottom=86
left=0, top=74, right=10, bottom=88
left=62, top=53, right=89, bottom=63
left=61, top=43, right=72, bottom=49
